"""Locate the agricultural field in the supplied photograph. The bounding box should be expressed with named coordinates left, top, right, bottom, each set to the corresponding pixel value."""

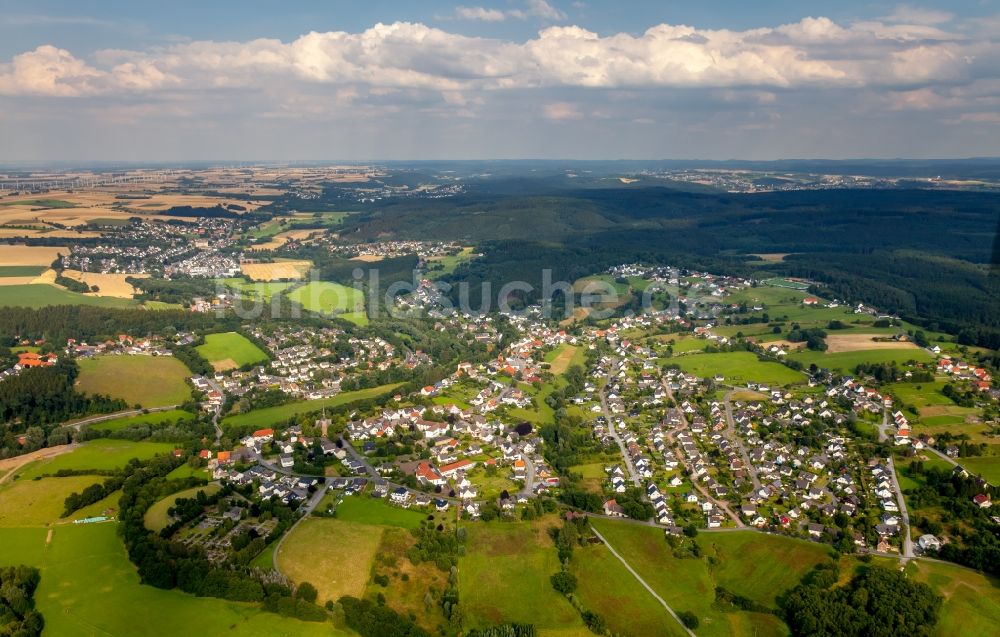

left=788, top=347, right=934, bottom=372
left=277, top=518, right=383, bottom=606
left=0, top=265, right=45, bottom=277
left=910, top=559, right=1000, bottom=637
left=85, top=408, right=195, bottom=432
left=0, top=283, right=138, bottom=308
left=144, top=484, right=221, bottom=532
left=196, top=331, right=269, bottom=371
left=16, top=439, right=175, bottom=480
left=546, top=344, right=584, bottom=374
left=956, top=456, right=1000, bottom=484
left=241, top=260, right=312, bottom=281
left=825, top=333, right=921, bottom=354
left=0, top=475, right=104, bottom=527
left=286, top=281, right=365, bottom=316
left=221, top=278, right=295, bottom=300
left=885, top=381, right=955, bottom=410
left=77, top=355, right=192, bottom=407
left=60, top=269, right=147, bottom=298
left=222, top=382, right=404, bottom=428
left=460, top=520, right=584, bottom=632
left=0, top=524, right=340, bottom=637
left=674, top=351, right=805, bottom=386
left=0, top=244, right=68, bottom=265
left=426, top=247, right=477, bottom=279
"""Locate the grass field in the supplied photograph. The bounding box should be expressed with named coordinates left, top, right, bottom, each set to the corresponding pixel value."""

left=789, top=348, right=934, bottom=372
left=460, top=520, right=584, bottom=632
left=0, top=283, right=137, bottom=308
left=86, top=409, right=195, bottom=432
left=77, top=355, right=192, bottom=407
left=222, top=279, right=295, bottom=300
left=910, top=559, right=1000, bottom=637
left=222, top=383, right=403, bottom=428
left=16, top=439, right=175, bottom=480
left=0, top=524, right=341, bottom=637
left=569, top=543, right=686, bottom=637
left=278, top=518, right=383, bottom=606
left=286, top=281, right=365, bottom=315
left=0, top=198, right=77, bottom=208
left=196, top=331, right=269, bottom=371
left=0, top=476, right=103, bottom=527
left=885, top=381, right=955, bottom=410
left=0, top=265, right=46, bottom=276
left=546, top=344, right=583, bottom=375
left=144, top=484, right=220, bottom=531
left=674, top=351, right=804, bottom=386
left=333, top=496, right=427, bottom=529
left=956, top=456, right=1000, bottom=484
left=591, top=520, right=820, bottom=637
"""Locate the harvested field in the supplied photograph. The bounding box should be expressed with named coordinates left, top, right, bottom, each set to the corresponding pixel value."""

left=0, top=245, right=68, bottom=266
left=241, top=260, right=312, bottom=281
left=750, top=253, right=791, bottom=262
left=61, top=270, right=148, bottom=298
left=826, top=333, right=920, bottom=353
left=352, top=254, right=385, bottom=262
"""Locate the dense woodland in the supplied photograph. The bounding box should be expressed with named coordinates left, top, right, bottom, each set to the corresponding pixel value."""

left=0, top=566, right=43, bottom=637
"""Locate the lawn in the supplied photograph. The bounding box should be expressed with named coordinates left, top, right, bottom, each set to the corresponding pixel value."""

left=277, top=518, right=383, bottom=606
left=569, top=543, right=686, bottom=637
left=885, top=381, right=955, bottom=409
left=222, top=383, right=403, bottom=428
left=789, top=348, right=933, bottom=372
left=0, top=283, right=137, bottom=308
left=77, top=355, right=192, bottom=407
left=0, top=476, right=103, bottom=527
left=196, top=331, right=269, bottom=371
left=461, top=521, right=583, bottom=632
left=286, top=281, right=364, bottom=315
left=910, top=559, right=1000, bottom=637
left=334, top=495, right=427, bottom=529
left=674, top=351, right=805, bottom=386
left=0, top=524, right=341, bottom=637
left=86, top=408, right=195, bottom=432
left=16, top=439, right=175, bottom=480
left=144, top=484, right=220, bottom=532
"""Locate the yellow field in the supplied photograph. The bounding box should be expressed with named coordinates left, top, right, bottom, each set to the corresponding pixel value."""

left=61, top=270, right=148, bottom=298
left=277, top=518, right=384, bottom=605
left=549, top=345, right=580, bottom=374
left=825, top=334, right=920, bottom=353
left=352, top=254, right=385, bottom=262
left=241, top=260, right=312, bottom=281
left=0, top=245, right=68, bottom=266
left=750, top=253, right=791, bottom=262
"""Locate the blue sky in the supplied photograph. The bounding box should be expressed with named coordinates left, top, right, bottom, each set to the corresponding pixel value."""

left=0, top=1, right=997, bottom=160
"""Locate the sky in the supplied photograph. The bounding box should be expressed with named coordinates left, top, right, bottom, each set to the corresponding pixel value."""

left=0, top=1, right=998, bottom=161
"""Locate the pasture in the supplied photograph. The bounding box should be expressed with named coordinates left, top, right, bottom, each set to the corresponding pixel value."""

left=144, top=484, right=220, bottom=532
left=460, top=521, right=584, bottom=632
left=675, top=351, right=805, bottom=386
left=885, top=381, right=955, bottom=410
left=546, top=344, right=583, bottom=374
left=196, top=331, right=269, bottom=371
left=0, top=524, right=339, bottom=637
left=222, top=383, right=403, bottom=428
left=286, top=281, right=365, bottom=315
left=0, top=476, right=103, bottom=527
left=241, top=260, right=312, bottom=281
left=86, top=408, right=195, bottom=432
left=957, top=456, right=1000, bottom=484
left=77, top=355, right=192, bottom=407
left=221, top=278, right=295, bottom=300
left=277, top=518, right=383, bottom=605
left=0, top=265, right=45, bottom=277
left=16, top=439, right=175, bottom=480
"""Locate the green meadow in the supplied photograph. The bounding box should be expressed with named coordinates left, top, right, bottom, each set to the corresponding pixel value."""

left=16, top=439, right=175, bottom=480
left=86, top=408, right=195, bottom=432
left=0, top=283, right=137, bottom=309
left=196, top=331, right=269, bottom=368
left=333, top=496, right=426, bottom=530
left=77, top=355, right=192, bottom=407
left=674, top=351, right=805, bottom=386
left=222, top=382, right=403, bottom=428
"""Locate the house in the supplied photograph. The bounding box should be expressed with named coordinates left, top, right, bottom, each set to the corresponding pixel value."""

left=390, top=487, right=409, bottom=504
left=973, top=493, right=992, bottom=508
left=603, top=499, right=625, bottom=517
left=279, top=454, right=294, bottom=469
left=918, top=534, right=941, bottom=551
left=415, top=462, right=446, bottom=486
left=251, top=428, right=274, bottom=443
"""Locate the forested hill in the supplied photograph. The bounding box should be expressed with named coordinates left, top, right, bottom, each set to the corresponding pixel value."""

left=342, top=186, right=1000, bottom=347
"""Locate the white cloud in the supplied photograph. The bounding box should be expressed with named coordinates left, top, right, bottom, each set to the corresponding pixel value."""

left=0, top=15, right=995, bottom=100
left=543, top=101, right=583, bottom=119
left=882, top=4, right=954, bottom=26
left=526, top=0, right=566, bottom=21
left=454, top=6, right=507, bottom=22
